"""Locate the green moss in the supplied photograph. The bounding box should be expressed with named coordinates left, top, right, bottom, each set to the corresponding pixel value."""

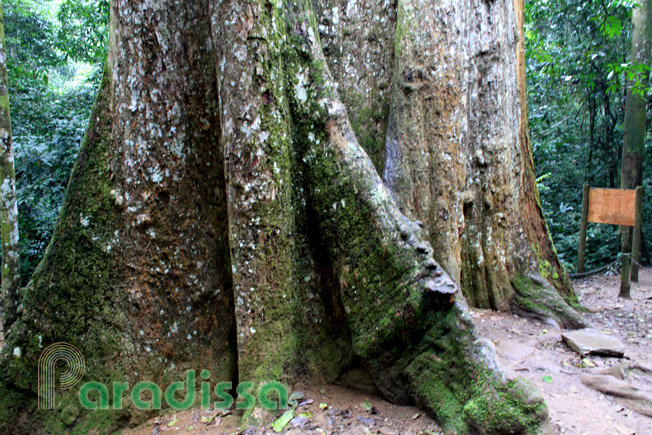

left=463, top=379, right=547, bottom=434
left=527, top=191, right=573, bottom=294
left=0, top=380, right=129, bottom=435
left=0, top=93, right=9, bottom=111
left=349, top=101, right=389, bottom=172
left=512, top=274, right=587, bottom=329
left=405, top=308, right=547, bottom=434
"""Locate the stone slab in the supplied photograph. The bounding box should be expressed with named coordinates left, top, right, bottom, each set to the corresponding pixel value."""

left=561, top=328, right=625, bottom=357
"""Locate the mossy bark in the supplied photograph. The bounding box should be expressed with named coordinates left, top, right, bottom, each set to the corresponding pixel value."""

left=318, top=0, right=575, bottom=316
left=1, top=1, right=236, bottom=432
left=0, top=0, right=565, bottom=434
left=0, top=3, right=21, bottom=332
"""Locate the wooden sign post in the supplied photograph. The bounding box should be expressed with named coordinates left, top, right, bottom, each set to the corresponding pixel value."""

left=577, top=185, right=643, bottom=294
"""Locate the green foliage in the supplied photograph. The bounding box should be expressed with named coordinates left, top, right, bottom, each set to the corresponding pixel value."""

left=56, top=0, right=109, bottom=64
left=525, top=0, right=652, bottom=273
left=2, top=0, right=106, bottom=283
left=3, top=0, right=62, bottom=84
left=527, top=0, right=652, bottom=275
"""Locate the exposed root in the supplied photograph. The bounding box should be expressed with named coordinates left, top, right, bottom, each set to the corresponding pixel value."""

left=511, top=274, right=590, bottom=330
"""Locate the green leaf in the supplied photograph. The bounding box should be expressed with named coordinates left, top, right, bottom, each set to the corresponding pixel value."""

left=271, top=409, right=294, bottom=432
left=542, top=375, right=553, bottom=383
left=601, top=16, right=623, bottom=39
left=361, top=399, right=372, bottom=411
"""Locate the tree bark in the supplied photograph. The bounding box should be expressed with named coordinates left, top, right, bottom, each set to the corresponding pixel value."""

left=620, top=0, right=652, bottom=294
left=0, top=3, right=21, bottom=332
left=0, top=0, right=578, bottom=433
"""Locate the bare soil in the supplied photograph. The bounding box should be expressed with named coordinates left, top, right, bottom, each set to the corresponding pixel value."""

left=122, top=384, right=441, bottom=435
left=471, top=270, right=652, bottom=435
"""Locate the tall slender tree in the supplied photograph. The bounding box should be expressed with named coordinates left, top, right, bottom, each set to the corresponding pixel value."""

left=0, top=3, right=21, bottom=332
left=620, top=0, right=652, bottom=297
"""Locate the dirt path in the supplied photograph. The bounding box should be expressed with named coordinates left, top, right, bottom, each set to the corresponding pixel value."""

left=472, top=270, right=652, bottom=435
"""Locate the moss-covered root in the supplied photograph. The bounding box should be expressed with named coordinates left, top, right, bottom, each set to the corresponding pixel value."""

left=405, top=305, right=550, bottom=435
left=511, top=274, right=589, bottom=330
left=0, top=378, right=127, bottom=435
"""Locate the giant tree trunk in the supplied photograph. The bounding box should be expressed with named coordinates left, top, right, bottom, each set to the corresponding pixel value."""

left=0, top=0, right=582, bottom=433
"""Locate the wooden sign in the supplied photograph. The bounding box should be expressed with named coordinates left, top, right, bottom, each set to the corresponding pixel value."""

left=587, top=188, right=636, bottom=226
left=577, top=185, right=643, bottom=281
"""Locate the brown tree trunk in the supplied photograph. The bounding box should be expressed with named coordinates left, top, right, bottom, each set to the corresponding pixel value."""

left=620, top=0, right=652, bottom=295
left=0, top=0, right=579, bottom=433
left=379, top=0, right=573, bottom=310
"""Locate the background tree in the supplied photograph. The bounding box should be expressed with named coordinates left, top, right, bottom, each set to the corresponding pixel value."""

left=621, top=0, right=652, bottom=293
left=0, top=2, right=21, bottom=332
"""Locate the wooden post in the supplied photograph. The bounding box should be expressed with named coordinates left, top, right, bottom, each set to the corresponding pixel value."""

left=577, top=184, right=590, bottom=273
left=620, top=253, right=632, bottom=299
left=631, top=186, right=643, bottom=282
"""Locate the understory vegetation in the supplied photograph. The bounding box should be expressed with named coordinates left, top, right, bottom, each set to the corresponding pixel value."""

left=3, top=0, right=651, bottom=282
left=526, top=0, right=651, bottom=272
left=3, top=0, right=107, bottom=282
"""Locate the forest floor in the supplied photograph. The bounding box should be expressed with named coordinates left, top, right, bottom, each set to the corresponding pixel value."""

left=121, top=270, right=652, bottom=435
left=1, top=271, right=650, bottom=434
left=471, top=271, right=652, bottom=435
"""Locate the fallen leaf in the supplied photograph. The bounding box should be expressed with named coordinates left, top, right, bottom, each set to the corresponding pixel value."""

left=289, top=391, right=305, bottom=401
left=200, top=414, right=216, bottom=424
left=357, top=416, right=375, bottom=425
left=542, top=375, right=553, bottom=383
left=361, top=399, right=372, bottom=411
left=271, top=409, right=294, bottom=432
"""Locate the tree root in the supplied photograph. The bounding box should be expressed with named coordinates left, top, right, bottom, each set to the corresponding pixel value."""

left=511, top=274, right=590, bottom=330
